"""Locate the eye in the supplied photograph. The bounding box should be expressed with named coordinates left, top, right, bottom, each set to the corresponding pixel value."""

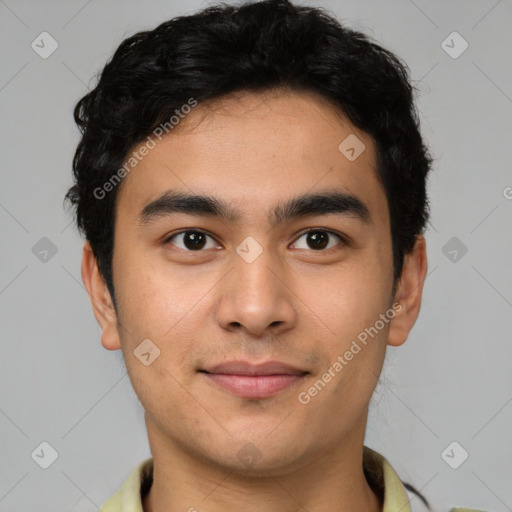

left=164, top=229, right=346, bottom=252
left=291, top=230, right=345, bottom=251
left=164, top=230, right=220, bottom=251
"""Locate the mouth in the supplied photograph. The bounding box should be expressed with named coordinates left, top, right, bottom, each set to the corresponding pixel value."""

left=199, top=360, right=309, bottom=399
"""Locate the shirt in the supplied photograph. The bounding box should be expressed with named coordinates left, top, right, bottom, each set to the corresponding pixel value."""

left=100, top=446, right=487, bottom=512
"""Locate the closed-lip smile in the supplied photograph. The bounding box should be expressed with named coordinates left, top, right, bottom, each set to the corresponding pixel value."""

left=200, top=360, right=309, bottom=398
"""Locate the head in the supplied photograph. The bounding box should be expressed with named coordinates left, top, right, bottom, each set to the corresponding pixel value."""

left=66, top=0, right=430, bottom=479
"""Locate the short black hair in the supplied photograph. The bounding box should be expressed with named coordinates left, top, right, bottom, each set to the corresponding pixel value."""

left=65, top=0, right=432, bottom=306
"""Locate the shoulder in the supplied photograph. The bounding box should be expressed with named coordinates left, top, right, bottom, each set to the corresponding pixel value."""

left=364, top=446, right=491, bottom=512
left=449, top=509, right=491, bottom=512
left=100, top=458, right=153, bottom=512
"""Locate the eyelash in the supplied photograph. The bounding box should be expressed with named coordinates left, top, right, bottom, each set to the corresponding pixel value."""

left=163, top=228, right=348, bottom=252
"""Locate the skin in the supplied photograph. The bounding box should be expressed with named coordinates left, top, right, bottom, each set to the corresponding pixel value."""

left=82, top=89, right=427, bottom=512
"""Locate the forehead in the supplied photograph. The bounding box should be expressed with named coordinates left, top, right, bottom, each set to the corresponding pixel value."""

left=115, top=89, right=387, bottom=226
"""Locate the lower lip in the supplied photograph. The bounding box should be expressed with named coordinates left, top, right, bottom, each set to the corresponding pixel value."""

left=203, top=373, right=306, bottom=399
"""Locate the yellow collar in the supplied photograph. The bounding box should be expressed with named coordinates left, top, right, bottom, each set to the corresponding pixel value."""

left=99, top=446, right=486, bottom=512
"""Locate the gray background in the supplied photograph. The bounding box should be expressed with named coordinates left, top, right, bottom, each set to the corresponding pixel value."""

left=1, top=0, right=511, bottom=511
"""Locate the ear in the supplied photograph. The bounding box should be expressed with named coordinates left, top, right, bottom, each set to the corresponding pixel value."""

left=387, top=234, right=428, bottom=347
left=81, top=241, right=121, bottom=350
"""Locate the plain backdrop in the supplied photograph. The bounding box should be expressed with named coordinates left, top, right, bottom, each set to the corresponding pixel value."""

left=1, top=1, right=511, bottom=511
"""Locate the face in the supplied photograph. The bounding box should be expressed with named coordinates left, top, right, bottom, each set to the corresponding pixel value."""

left=87, top=90, right=420, bottom=475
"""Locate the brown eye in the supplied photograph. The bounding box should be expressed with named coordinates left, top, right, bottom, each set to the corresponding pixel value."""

left=292, top=230, right=344, bottom=251
left=165, top=230, right=219, bottom=251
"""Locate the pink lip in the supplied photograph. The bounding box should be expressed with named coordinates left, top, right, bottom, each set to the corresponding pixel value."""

left=201, top=360, right=308, bottom=399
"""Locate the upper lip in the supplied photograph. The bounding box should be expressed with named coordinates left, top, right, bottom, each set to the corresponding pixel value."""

left=202, top=360, right=308, bottom=376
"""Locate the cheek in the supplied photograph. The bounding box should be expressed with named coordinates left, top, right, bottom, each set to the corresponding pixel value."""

left=299, top=262, right=391, bottom=391
left=113, top=254, right=215, bottom=376
left=303, top=261, right=391, bottom=334
left=114, top=251, right=204, bottom=336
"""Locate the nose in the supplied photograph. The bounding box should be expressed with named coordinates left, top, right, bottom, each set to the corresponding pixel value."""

left=215, top=245, right=297, bottom=338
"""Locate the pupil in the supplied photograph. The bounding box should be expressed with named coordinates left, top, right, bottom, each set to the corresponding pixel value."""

left=308, top=231, right=328, bottom=250
left=182, top=231, right=329, bottom=250
left=185, top=232, right=205, bottom=250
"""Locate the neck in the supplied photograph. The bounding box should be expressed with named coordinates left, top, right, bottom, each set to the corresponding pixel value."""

left=142, top=417, right=381, bottom=512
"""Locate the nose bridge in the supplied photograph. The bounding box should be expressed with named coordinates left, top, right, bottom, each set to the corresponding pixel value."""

left=215, top=240, right=296, bottom=335
left=232, top=241, right=281, bottom=307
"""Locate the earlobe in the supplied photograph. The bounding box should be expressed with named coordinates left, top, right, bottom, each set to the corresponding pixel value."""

left=81, top=241, right=122, bottom=351
left=387, top=235, right=428, bottom=347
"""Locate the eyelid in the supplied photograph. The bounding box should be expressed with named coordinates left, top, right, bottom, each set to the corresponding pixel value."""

left=290, top=228, right=348, bottom=249
left=164, top=229, right=220, bottom=247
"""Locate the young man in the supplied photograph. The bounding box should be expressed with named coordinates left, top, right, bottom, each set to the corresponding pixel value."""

left=65, top=1, right=486, bottom=511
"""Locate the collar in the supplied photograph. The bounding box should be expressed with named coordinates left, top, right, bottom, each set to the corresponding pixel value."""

left=100, top=446, right=412, bottom=512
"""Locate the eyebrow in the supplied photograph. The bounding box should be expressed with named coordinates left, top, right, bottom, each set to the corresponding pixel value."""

left=136, top=189, right=371, bottom=226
